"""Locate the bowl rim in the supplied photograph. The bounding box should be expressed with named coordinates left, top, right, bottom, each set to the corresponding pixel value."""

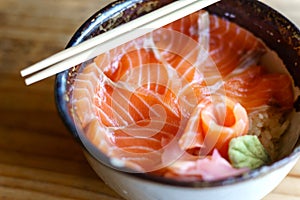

left=55, top=0, right=300, bottom=188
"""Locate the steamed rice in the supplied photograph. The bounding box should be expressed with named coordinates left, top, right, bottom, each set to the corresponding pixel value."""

left=248, top=108, right=291, bottom=161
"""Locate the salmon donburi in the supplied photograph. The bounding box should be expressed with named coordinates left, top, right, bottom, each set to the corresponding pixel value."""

left=71, top=10, right=295, bottom=181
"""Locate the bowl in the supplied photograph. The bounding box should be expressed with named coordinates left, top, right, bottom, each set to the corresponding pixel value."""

left=55, top=0, right=300, bottom=199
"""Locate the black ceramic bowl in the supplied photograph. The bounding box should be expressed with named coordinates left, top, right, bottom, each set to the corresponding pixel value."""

left=55, top=1, right=300, bottom=200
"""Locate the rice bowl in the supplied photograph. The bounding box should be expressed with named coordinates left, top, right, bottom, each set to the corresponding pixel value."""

left=55, top=0, right=300, bottom=199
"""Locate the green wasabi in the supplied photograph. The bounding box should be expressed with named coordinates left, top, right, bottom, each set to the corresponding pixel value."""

left=228, top=135, right=271, bottom=169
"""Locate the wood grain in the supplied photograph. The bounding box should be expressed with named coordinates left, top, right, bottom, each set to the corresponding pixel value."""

left=0, top=0, right=299, bottom=199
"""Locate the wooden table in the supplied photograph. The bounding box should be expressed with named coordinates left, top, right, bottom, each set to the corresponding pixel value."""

left=0, top=0, right=299, bottom=199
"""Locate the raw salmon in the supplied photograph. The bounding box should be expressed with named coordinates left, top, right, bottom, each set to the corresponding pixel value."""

left=71, top=10, right=294, bottom=180
left=94, top=48, right=161, bottom=82
left=206, top=15, right=267, bottom=77
left=223, top=66, right=294, bottom=112
left=179, top=95, right=249, bottom=158
left=162, top=12, right=266, bottom=79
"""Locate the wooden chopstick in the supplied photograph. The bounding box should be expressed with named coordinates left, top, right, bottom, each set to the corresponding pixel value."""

left=21, top=0, right=220, bottom=85
left=20, top=0, right=200, bottom=78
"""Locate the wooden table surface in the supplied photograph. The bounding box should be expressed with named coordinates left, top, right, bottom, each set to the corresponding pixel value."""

left=0, top=0, right=299, bottom=199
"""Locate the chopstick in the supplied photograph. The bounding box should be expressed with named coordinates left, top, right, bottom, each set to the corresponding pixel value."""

left=21, top=0, right=220, bottom=85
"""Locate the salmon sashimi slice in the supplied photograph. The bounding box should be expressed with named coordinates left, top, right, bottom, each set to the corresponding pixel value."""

left=149, top=12, right=220, bottom=104
left=162, top=10, right=209, bottom=44
left=96, top=48, right=161, bottom=82
left=206, top=15, right=267, bottom=77
left=223, top=66, right=294, bottom=112
left=85, top=119, right=164, bottom=172
left=162, top=12, right=266, bottom=80
left=154, top=11, right=210, bottom=84
left=179, top=95, right=249, bottom=158
left=72, top=63, right=103, bottom=127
